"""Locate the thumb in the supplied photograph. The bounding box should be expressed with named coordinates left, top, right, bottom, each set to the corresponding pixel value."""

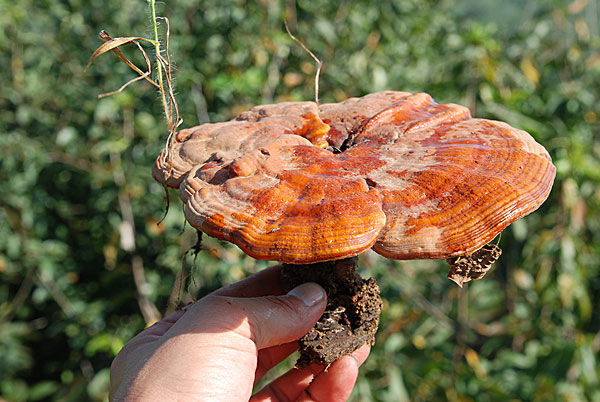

left=198, top=282, right=327, bottom=350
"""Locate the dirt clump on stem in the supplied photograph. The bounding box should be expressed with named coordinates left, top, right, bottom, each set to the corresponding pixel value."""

left=281, top=257, right=382, bottom=368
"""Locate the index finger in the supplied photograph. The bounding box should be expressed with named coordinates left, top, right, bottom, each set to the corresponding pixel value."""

left=213, top=264, right=285, bottom=298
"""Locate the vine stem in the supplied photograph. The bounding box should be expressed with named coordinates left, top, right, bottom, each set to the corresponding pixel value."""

left=148, top=0, right=172, bottom=131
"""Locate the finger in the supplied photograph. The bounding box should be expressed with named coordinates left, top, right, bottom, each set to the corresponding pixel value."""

left=347, top=343, right=371, bottom=366
left=295, top=356, right=358, bottom=402
left=252, top=344, right=371, bottom=402
left=141, top=309, right=184, bottom=337
left=214, top=264, right=285, bottom=297
left=111, top=309, right=183, bottom=360
left=250, top=363, right=326, bottom=402
left=179, top=282, right=327, bottom=349
left=301, top=344, right=371, bottom=402
left=255, top=342, right=299, bottom=384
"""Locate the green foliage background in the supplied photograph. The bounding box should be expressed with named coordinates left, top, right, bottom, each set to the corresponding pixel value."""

left=1, top=0, right=599, bottom=400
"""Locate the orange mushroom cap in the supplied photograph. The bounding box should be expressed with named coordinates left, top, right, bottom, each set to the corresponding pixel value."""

left=153, top=91, right=556, bottom=264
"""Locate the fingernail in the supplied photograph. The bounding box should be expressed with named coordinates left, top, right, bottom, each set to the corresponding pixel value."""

left=288, top=282, right=325, bottom=306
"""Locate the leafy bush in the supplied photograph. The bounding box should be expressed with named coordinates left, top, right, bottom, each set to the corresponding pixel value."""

left=1, top=0, right=598, bottom=400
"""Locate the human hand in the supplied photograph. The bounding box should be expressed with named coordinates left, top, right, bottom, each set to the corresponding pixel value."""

left=110, top=264, right=371, bottom=401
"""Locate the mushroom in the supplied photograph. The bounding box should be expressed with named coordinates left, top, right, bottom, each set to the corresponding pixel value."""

left=153, top=91, right=556, bottom=366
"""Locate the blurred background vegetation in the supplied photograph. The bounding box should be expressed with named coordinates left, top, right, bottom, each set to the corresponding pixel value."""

left=1, top=0, right=599, bottom=400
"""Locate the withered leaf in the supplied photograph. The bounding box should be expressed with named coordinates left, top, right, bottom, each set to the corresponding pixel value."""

left=85, top=34, right=157, bottom=72
left=446, top=243, right=502, bottom=287
left=86, top=31, right=160, bottom=98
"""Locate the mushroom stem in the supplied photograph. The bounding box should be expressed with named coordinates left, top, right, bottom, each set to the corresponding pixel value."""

left=280, top=257, right=382, bottom=368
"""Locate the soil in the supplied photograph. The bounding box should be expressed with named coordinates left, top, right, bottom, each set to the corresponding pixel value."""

left=280, top=257, right=382, bottom=368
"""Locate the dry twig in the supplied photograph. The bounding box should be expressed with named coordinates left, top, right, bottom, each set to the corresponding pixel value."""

left=284, top=19, right=322, bottom=104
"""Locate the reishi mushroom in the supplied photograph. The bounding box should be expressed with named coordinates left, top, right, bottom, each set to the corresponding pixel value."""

left=153, top=91, right=556, bottom=366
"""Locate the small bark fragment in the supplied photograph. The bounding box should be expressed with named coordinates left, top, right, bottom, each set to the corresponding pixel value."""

left=446, top=243, right=502, bottom=287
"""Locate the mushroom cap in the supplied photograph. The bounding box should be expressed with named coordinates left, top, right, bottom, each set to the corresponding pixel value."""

left=153, top=91, right=556, bottom=264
